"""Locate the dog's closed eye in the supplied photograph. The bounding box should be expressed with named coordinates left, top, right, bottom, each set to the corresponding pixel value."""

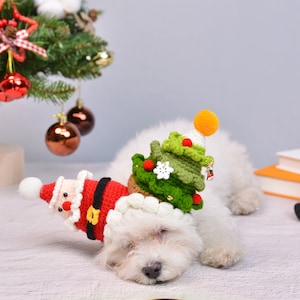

left=153, top=228, right=169, bottom=242
left=123, top=240, right=137, bottom=251
left=127, top=242, right=136, bottom=250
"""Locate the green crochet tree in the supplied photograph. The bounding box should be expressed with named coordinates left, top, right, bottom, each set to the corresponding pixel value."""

left=130, top=110, right=219, bottom=213
left=131, top=133, right=214, bottom=213
left=0, top=0, right=112, bottom=103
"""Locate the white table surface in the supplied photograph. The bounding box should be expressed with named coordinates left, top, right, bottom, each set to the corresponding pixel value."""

left=1, top=162, right=300, bottom=300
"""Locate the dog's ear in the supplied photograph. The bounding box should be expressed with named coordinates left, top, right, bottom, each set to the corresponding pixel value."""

left=294, top=203, right=300, bottom=220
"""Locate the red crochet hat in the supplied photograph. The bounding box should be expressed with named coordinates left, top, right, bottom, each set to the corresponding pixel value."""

left=39, top=182, right=56, bottom=203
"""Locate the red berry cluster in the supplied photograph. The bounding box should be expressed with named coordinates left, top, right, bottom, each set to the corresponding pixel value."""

left=0, top=18, right=18, bottom=27
left=0, top=3, right=37, bottom=33
left=0, top=5, right=21, bottom=28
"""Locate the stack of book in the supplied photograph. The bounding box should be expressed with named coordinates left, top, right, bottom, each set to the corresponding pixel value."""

left=254, top=149, right=300, bottom=200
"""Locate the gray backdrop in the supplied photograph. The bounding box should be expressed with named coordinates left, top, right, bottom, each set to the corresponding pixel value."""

left=0, top=0, right=299, bottom=169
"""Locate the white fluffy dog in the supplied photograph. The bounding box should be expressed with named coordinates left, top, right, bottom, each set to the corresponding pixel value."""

left=96, top=118, right=263, bottom=285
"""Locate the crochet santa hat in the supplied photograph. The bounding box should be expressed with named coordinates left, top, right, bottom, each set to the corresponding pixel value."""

left=19, top=170, right=128, bottom=241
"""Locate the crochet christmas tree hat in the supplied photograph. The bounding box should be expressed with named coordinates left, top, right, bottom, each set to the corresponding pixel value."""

left=128, top=109, right=219, bottom=213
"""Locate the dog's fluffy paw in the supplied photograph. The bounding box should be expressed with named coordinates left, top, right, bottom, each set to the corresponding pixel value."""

left=229, top=188, right=261, bottom=215
left=199, top=246, right=243, bottom=268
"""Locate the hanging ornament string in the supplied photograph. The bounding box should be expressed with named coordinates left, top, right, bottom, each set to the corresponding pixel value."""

left=6, top=48, right=14, bottom=74
left=75, top=80, right=85, bottom=111
left=77, top=79, right=82, bottom=101
left=0, top=1, right=48, bottom=62
left=56, top=102, right=66, bottom=124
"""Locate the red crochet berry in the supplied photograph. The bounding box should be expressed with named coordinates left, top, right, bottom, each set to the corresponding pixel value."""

left=192, top=194, right=202, bottom=205
left=143, top=160, right=155, bottom=171
left=182, top=138, right=193, bottom=147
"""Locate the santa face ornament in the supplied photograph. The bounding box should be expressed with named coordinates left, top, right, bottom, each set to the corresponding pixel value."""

left=18, top=170, right=129, bottom=241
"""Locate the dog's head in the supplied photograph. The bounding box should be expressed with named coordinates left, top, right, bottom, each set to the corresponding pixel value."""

left=96, top=194, right=203, bottom=285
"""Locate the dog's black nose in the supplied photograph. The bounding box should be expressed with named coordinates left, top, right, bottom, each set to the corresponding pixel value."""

left=142, top=262, right=162, bottom=279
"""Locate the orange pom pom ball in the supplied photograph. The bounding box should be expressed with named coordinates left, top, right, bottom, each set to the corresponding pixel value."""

left=193, top=110, right=219, bottom=136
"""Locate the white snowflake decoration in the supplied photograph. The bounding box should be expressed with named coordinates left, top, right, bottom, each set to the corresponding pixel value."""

left=153, top=161, right=174, bottom=180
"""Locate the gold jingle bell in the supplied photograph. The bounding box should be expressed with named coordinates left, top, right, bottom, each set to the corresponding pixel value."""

left=94, top=49, right=114, bottom=68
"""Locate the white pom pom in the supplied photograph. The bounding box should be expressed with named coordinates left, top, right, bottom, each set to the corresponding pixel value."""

left=34, top=0, right=49, bottom=6
left=18, top=177, right=43, bottom=200
left=36, top=1, right=65, bottom=19
left=127, top=193, right=145, bottom=209
left=142, top=196, right=159, bottom=213
left=61, top=0, right=82, bottom=13
left=114, top=196, right=130, bottom=213
left=157, top=202, right=174, bottom=217
left=106, top=209, right=122, bottom=226
left=171, top=208, right=184, bottom=219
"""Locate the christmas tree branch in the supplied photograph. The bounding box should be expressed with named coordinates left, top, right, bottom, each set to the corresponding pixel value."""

left=27, top=75, right=76, bottom=103
left=0, top=0, right=111, bottom=104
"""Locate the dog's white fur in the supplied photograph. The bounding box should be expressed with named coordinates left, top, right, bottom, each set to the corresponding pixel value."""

left=96, top=119, right=263, bottom=285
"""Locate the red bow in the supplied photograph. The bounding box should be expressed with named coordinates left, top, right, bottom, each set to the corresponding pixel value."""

left=0, top=29, right=47, bottom=61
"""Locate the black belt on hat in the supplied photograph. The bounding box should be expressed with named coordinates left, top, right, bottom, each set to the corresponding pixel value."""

left=86, top=177, right=111, bottom=240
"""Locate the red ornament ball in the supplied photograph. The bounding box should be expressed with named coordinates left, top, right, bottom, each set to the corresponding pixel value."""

left=143, top=160, right=155, bottom=171
left=192, top=194, right=202, bottom=205
left=0, top=72, right=30, bottom=102
left=45, top=121, right=80, bottom=156
left=182, top=138, right=193, bottom=147
left=67, top=106, right=95, bottom=136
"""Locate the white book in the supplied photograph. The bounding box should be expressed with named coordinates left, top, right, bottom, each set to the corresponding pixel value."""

left=276, top=148, right=300, bottom=174
left=254, top=164, right=300, bottom=200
